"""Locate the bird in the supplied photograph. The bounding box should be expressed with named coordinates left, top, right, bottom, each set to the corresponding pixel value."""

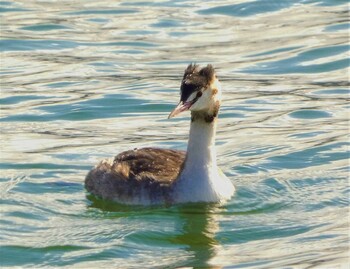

left=85, top=64, right=235, bottom=205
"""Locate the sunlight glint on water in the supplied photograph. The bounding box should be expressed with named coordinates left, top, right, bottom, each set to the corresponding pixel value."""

left=0, top=0, right=349, bottom=268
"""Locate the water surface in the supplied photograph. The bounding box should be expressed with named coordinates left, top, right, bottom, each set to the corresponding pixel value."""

left=1, top=0, right=349, bottom=268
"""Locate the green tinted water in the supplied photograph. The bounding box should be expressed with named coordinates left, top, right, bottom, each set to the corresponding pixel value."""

left=1, top=0, right=349, bottom=268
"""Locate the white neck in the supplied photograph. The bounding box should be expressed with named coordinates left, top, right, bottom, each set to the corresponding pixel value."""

left=173, top=114, right=234, bottom=203
left=186, top=117, right=217, bottom=169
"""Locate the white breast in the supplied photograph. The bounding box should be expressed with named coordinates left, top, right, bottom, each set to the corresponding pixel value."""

left=171, top=118, right=235, bottom=204
left=173, top=166, right=235, bottom=203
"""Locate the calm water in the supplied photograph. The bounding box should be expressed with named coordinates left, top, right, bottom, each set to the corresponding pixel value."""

left=1, top=0, right=349, bottom=268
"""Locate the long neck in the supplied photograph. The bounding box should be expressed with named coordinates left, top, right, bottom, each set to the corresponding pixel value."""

left=174, top=112, right=220, bottom=201
left=173, top=111, right=235, bottom=203
left=185, top=114, right=217, bottom=169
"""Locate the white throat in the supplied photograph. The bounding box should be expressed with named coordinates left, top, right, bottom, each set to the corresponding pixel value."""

left=173, top=114, right=234, bottom=203
left=186, top=117, right=217, bottom=168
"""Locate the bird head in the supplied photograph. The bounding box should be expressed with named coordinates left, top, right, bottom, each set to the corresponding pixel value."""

left=168, top=64, right=222, bottom=121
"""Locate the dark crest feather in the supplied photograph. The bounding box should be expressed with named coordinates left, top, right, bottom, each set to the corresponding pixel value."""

left=183, top=63, right=199, bottom=80
left=199, top=64, right=215, bottom=82
left=180, top=64, right=216, bottom=102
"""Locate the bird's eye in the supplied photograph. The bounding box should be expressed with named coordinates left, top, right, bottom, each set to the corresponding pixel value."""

left=196, top=91, right=202, bottom=98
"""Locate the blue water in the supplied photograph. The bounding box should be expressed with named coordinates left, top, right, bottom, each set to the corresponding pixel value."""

left=1, top=0, right=349, bottom=268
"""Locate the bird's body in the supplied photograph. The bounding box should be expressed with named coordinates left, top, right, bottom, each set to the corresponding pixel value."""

left=85, top=148, right=186, bottom=205
left=85, top=64, right=235, bottom=205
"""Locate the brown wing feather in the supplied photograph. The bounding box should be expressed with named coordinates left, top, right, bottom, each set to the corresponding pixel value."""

left=85, top=148, right=186, bottom=203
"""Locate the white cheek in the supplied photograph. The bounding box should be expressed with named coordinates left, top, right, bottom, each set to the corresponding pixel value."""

left=191, top=100, right=203, bottom=111
left=186, top=92, right=198, bottom=103
left=191, top=91, right=211, bottom=111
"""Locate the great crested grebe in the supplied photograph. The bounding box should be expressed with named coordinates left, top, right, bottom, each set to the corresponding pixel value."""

left=85, top=64, right=235, bottom=205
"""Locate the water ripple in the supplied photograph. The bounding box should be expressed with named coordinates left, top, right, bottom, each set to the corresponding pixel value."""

left=1, top=0, right=349, bottom=268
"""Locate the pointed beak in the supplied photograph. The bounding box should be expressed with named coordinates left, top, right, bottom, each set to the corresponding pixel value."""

left=168, top=101, right=192, bottom=119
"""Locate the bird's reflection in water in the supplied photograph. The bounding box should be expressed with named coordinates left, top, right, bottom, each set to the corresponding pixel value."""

left=87, top=196, right=223, bottom=268
left=172, top=203, right=221, bottom=269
